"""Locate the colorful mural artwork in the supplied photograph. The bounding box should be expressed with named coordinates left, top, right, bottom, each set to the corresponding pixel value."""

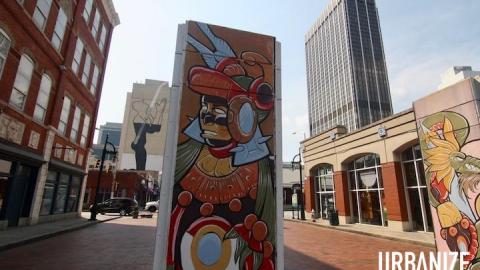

left=418, top=108, right=480, bottom=269
left=160, top=21, right=279, bottom=270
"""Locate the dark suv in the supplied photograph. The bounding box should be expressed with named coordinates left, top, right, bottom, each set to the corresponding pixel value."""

left=92, top=197, right=138, bottom=216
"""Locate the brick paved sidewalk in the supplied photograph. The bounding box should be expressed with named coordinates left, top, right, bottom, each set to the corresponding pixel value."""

left=0, top=212, right=120, bottom=251
left=284, top=211, right=435, bottom=248
left=284, top=221, right=434, bottom=270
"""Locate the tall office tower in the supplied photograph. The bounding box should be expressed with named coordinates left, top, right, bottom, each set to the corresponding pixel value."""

left=305, top=0, right=393, bottom=135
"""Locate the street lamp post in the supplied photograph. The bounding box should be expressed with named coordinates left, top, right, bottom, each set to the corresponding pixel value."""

left=89, top=134, right=117, bottom=221
left=291, top=147, right=306, bottom=221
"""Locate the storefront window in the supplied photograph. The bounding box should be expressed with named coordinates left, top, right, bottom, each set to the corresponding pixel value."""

left=41, top=170, right=83, bottom=215
left=0, top=159, right=12, bottom=216
left=40, top=170, right=57, bottom=215
left=54, top=174, right=69, bottom=213
left=348, top=153, right=386, bottom=226
left=66, top=176, right=81, bottom=212
left=313, top=165, right=335, bottom=219
left=402, top=145, right=433, bottom=232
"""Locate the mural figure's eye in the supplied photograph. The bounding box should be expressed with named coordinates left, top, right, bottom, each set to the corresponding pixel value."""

left=465, top=163, right=480, bottom=172
left=214, top=108, right=226, bottom=117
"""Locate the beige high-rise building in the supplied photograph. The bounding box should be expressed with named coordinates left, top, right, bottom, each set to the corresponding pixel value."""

left=118, top=79, right=170, bottom=172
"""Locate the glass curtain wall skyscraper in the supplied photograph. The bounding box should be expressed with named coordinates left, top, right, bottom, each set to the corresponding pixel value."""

left=305, top=0, right=393, bottom=135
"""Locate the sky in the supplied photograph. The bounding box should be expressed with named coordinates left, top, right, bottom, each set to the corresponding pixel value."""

left=98, top=0, right=480, bottom=161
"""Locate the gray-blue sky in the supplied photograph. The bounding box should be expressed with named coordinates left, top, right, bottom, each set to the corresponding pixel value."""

left=99, top=0, right=479, bottom=161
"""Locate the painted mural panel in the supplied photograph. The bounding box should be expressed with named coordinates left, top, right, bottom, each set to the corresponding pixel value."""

left=165, top=21, right=278, bottom=270
left=415, top=78, right=480, bottom=269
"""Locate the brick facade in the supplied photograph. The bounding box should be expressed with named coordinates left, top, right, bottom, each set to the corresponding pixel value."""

left=333, top=171, right=350, bottom=216
left=381, top=162, right=408, bottom=222
left=0, top=0, right=118, bottom=229
left=303, top=176, right=315, bottom=212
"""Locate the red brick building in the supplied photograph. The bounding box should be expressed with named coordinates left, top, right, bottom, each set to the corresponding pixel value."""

left=0, top=0, right=119, bottom=229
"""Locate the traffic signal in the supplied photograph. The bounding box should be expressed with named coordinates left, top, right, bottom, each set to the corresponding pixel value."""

left=95, top=159, right=100, bottom=168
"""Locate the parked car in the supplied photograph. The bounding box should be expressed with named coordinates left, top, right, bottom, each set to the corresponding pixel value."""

left=90, top=197, right=138, bottom=216
left=145, top=200, right=159, bottom=212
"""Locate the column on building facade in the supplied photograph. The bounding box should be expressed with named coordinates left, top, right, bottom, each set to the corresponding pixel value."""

left=304, top=176, right=315, bottom=213
left=381, top=162, right=410, bottom=231
left=333, top=171, right=350, bottom=224
left=29, top=129, right=56, bottom=225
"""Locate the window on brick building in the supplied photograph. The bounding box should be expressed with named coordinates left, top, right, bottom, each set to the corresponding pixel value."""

left=70, top=106, right=81, bottom=142
left=313, top=164, right=335, bottom=220
left=402, top=144, right=433, bottom=232
left=90, top=65, right=99, bottom=94
left=33, top=0, right=53, bottom=31
left=71, top=38, right=84, bottom=74
left=91, top=10, right=101, bottom=40
left=81, top=53, right=91, bottom=85
left=80, top=114, right=90, bottom=147
left=348, top=153, right=386, bottom=226
left=58, top=96, right=71, bottom=135
left=0, top=29, right=11, bottom=80
left=33, top=74, right=52, bottom=123
left=51, top=7, right=67, bottom=51
left=10, top=54, right=34, bottom=110
left=83, top=0, right=93, bottom=23
left=99, top=25, right=108, bottom=52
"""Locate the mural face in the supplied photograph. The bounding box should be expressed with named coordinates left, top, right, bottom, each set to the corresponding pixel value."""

left=419, top=111, right=480, bottom=269
left=166, top=21, right=277, bottom=270
left=130, top=98, right=167, bottom=170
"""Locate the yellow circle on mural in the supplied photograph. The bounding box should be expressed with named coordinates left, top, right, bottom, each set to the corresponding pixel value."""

left=191, top=224, right=232, bottom=269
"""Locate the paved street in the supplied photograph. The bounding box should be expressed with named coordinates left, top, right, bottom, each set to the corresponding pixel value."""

left=0, top=217, right=434, bottom=270
left=0, top=215, right=157, bottom=270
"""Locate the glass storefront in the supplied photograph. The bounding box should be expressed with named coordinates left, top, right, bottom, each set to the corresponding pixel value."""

left=402, top=145, right=433, bottom=232
left=40, top=170, right=83, bottom=216
left=0, top=160, right=12, bottom=216
left=313, top=165, right=335, bottom=219
left=348, top=154, right=386, bottom=226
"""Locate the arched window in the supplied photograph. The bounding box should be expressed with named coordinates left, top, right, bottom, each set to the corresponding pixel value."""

left=33, top=74, right=52, bottom=123
left=402, top=145, right=433, bottom=232
left=0, top=28, right=11, bottom=80
left=348, top=153, right=386, bottom=226
left=313, top=164, right=335, bottom=219
left=10, top=54, right=34, bottom=110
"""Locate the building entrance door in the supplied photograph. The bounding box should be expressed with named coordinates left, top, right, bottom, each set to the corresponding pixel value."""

left=5, top=164, right=36, bottom=227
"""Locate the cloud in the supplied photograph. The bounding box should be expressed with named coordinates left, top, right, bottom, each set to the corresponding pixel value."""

left=388, top=41, right=480, bottom=112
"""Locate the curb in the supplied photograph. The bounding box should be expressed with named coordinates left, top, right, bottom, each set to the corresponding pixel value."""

left=0, top=216, right=122, bottom=252
left=284, top=218, right=436, bottom=248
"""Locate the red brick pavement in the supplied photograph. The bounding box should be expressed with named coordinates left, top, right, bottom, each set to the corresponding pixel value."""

left=283, top=221, right=434, bottom=270
left=0, top=216, right=158, bottom=270
left=0, top=217, right=434, bottom=270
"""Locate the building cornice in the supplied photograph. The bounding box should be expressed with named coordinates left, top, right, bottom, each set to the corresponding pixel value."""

left=101, top=0, right=120, bottom=27
left=305, top=0, right=342, bottom=42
